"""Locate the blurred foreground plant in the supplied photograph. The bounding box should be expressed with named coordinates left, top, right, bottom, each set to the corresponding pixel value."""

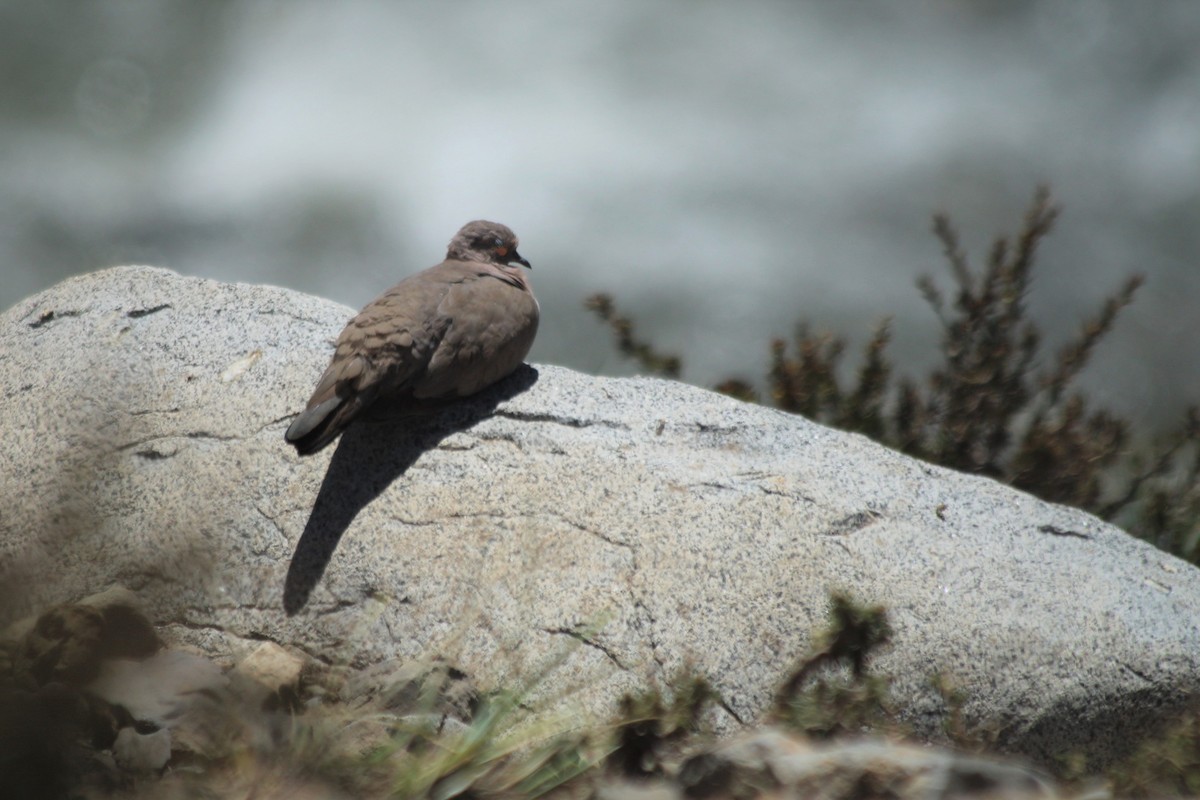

left=1104, top=706, right=1200, bottom=798
left=772, top=592, right=897, bottom=740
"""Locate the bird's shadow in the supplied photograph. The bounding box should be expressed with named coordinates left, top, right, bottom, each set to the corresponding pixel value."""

left=282, top=364, right=539, bottom=615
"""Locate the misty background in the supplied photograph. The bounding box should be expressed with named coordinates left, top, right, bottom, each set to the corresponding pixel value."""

left=3, top=1, right=1197, bottom=429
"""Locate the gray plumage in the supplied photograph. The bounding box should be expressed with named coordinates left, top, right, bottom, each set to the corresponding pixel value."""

left=285, top=220, right=539, bottom=455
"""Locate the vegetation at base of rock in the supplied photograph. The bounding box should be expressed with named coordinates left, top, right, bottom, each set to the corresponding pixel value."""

left=0, top=590, right=967, bottom=797
left=772, top=592, right=897, bottom=740
left=586, top=186, right=1200, bottom=565
left=608, top=670, right=717, bottom=778
left=8, top=579, right=1200, bottom=797
left=369, top=690, right=594, bottom=799
left=1104, top=709, right=1200, bottom=798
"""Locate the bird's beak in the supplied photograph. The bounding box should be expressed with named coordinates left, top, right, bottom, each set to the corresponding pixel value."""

left=511, top=250, right=531, bottom=269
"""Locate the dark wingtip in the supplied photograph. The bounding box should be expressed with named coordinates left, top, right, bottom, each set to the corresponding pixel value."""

left=288, top=435, right=326, bottom=457
left=285, top=396, right=347, bottom=456
left=285, top=425, right=338, bottom=456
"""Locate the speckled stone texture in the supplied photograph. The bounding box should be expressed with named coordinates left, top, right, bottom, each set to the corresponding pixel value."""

left=3, top=265, right=1198, bottom=766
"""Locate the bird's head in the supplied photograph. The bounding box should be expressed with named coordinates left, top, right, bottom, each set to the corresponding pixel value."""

left=447, top=220, right=531, bottom=269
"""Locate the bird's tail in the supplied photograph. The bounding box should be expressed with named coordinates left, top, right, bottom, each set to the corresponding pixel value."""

left=285, top=394, right=358, bottom=456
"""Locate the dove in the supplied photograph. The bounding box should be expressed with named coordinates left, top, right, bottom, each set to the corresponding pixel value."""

left=285, top=220, right=538, bottom=455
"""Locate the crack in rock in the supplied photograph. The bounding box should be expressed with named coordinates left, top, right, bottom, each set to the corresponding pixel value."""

left=471, top=431, right=529, bottom=453
left=1119, top=662, right=1154, bottom=684
left=118, top=432, right=238, bottom=452
left=557, top=516, right=634, bottom=550
left=28, top=308, right=85, bottom=328
left=716, top=696, right=748, bottom=726
left=314, top=598, right=359, bottom=617
left=542, top=626, right=628, bottom=670
left=493, top=410, right=630, bottom=431
left=1036, top=524, right=1091, bottom=540
left=127, top=304, right=172, bottom=319
left=183, top=430, right=237, bottom=442
left=177, top=619, right=336, bottom=666
left=134, top=446, right=178, bottom=461
left=692, top=481, right=737, bottom=493
left=690, top=474, right=814, bottom=504
left=820, top=510, right=884, bottom=537
left=754, top=485, right=816, bottom=503
left=694, top=422, right=746, bottom=434
left=254, top=308, right=335, bottom=328
left=118, top=417, right=295, bottom=454
left=173, top=618, right=227, bottom=634
left=129, top=407, right=184, bottom=416
left=633, top=599, right=667, bottom=675
left=254, top=504, right=290, bottom=547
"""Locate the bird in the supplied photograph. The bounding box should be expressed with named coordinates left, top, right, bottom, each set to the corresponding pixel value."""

left=285, top=220, right=539, bottom=455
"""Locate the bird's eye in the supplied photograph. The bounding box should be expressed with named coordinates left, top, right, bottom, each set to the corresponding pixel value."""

left=492, top=237, right=504, bottom=248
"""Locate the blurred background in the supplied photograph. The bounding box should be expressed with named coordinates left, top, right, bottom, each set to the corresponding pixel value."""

left=2, top=0, right=1197, bottom=429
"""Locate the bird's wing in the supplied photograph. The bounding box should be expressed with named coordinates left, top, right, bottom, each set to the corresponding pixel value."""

left=284, top=262, right=461, bottom=453
left=414, top=264, right=540, bottom=399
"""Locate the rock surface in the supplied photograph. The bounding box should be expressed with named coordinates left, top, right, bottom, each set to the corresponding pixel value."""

left=2, top=266, right=1199, bottom=766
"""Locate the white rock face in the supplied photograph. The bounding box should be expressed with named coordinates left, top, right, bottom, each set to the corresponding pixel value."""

left=2, top=266, right=1197, bottom=766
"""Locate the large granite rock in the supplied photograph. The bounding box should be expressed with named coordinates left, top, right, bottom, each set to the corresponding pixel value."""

left=2, top=266, right=1197, bottom=766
